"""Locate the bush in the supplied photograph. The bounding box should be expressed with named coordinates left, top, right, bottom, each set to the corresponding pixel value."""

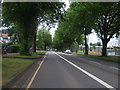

left=2, top=43, right=9, bottom=54
left=2, top=43, right=8, bottom=47
left=7, top=44, right=19, bottom=53
left=2, top=46, right=7, bottom=54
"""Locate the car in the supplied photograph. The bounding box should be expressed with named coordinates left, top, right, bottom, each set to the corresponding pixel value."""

left=64, top=50, right=71, bottom=54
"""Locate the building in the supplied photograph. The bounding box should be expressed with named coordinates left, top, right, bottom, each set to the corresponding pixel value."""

left=0, top=34, right=11, bottom=43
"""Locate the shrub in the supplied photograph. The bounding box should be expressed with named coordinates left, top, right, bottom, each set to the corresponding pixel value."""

left=7, top=44, right=19, bottom=53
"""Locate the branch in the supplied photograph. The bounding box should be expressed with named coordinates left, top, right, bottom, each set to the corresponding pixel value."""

left=108, top=10, right=119, bottom=26
left=97, top=21, right=103, bottom=40
left=107, top=25, right=120, bottom=42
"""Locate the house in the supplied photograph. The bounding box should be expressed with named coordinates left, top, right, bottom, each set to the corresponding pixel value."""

left=0, top=34, right=11, bottom=43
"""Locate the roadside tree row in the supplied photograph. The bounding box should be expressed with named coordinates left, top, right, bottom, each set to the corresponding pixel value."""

left=53, top=2, right=120, bottom=56
left=2, top=2, right=65, bottom=55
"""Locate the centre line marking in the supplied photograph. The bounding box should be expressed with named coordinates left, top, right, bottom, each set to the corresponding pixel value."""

left=90, top=61, right=102, bottom=65
left=109, top=66, right=120, bottom=70
left=55, top=52, right=116, bottom=90
left=26, top=53, right=47, bottom=89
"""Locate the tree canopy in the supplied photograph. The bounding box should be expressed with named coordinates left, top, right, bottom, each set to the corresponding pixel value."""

left=53, top=2, right=93, bottom=53
left=91, top=2, right=120, bottom=56
left=53, top=2, right=120, bottom=56
left=37, top=28, right=52, bottom=50
left=2, top=2, right=65, bottom=55
left=53, top=8, right=84, bottom=51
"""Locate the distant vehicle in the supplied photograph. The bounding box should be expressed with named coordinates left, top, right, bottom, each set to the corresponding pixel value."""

left=55, top=49, right=57, bottom=51
left=64, top=50, right=71, bottom=54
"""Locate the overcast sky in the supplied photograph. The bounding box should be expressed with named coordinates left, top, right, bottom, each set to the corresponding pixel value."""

left=49, top=0, right=119, bottom=47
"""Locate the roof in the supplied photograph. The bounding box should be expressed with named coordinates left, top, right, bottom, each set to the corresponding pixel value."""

left=1, top=34, right=8, bottom=38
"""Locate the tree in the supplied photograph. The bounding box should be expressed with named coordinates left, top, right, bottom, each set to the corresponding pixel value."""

left=2, top=2, right=65, bottom=55
left=31, top=2, right=65, bottom=53
left=68, top=2, right=95, bottom=55
left=53, top=9, right=82, bottom=51
left=92, top=2, right=120, bottom=56
left=36, top=30, right=44, bottom=50
left=53, top=3, right=94, bottom=52
left=69, top=2, right=120, bottom=56
left=37, top=28, right=52, bottom=50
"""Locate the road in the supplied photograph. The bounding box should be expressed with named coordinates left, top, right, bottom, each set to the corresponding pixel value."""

left=29, top=51, right=119, bottom=89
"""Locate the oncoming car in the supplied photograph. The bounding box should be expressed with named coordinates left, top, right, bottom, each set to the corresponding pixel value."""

left=64, top=50, right=71, bottom=54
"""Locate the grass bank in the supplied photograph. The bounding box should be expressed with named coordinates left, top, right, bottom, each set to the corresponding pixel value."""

left=72, top=52, right=84, bottom=55
left=2, top=50, right=46, bottom=85
left=72, top=52, right=119, bottom=63
left=3, top=50, right=47, bottom=59
left=36, top=50, right=47, bottom=54
left=86, top=55, right=119, bottom=63
left=4, top=53, right=41, bottom=58
left=2, top=58, right=33, bottom=85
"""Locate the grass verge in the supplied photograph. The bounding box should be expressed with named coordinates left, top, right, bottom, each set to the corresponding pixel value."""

left=2, top=58, right=33, bottom=85
left=72, top=52, right=84, bottom=55
left=86, top=55, right=119, bottom=63
left=36, top=50, right=47, bottom=54
left=4, top=53, right=41, bottom=58
left=3, top=51, right=47, bottom=58
left=72, top=52, right=119, bottom=63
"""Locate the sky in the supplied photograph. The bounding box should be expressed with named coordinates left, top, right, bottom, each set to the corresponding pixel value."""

left=49, top=0, right=119, bottom=47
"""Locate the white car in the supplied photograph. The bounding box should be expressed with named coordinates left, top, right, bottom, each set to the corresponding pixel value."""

left=65, top=50, right=71, bottom=54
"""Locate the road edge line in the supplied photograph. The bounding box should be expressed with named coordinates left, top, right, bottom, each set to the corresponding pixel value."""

left=54, top=52, right=117, bottom=90
left=26, top=52, right=47, bottom=89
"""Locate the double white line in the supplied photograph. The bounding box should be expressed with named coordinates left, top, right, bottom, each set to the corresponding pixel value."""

left=54, top=52, right=117, bottom=90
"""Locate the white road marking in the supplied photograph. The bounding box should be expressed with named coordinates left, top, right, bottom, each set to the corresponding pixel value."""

left=26, top=53, right=47, bottom=89
left=109, top=66, right=120, bottom=70
left=54, top=52, right=116, bottom=90
left=90, top=61, right=102, bottom=65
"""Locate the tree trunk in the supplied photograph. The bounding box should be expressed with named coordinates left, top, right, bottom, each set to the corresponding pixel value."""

left=84, top=33, right=88, bottom=55
left=32, top=30, right=36, bottom=53
left=44, top=44, right=46, bottom=50
left=31, top=25, right=37, bottom=53
left=102, top=41, right=107, bottom=57
left=19, top=28, right=31, bottom=56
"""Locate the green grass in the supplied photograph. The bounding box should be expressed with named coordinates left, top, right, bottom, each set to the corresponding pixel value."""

left=2, top=50, right=46, bottom=85
left=4, top=52, right=44, bottom=58
left=86, top=55, right=119, bottom=63
left=2, top=58, right=33, bottom=85
left=36, top=50, right=47, bottom=54
left=72, top=52, right=84, bottom=55
left=4, top=50, right=46, bottom=58
left=72, top=51, right=119, bottom=63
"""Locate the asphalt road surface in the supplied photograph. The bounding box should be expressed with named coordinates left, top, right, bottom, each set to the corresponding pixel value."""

left=30, top=51, right=119, bottom=89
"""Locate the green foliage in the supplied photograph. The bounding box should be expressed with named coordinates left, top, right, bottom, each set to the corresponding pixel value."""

left=90, top=2, right=120, bottom=56
left=37, top=28, right=52, bottom=50
left=70, top=41, right=79, bottom=52
left=8, top=44, right=19, bottom=53
left=36, top=50, right=47, bottom=55
left=2, top=58, right=33, bottom=85
left=54, top=2, right=120, bottom=56
left=53, top=3, right=93, bottom=51
left=2, top=2, right=65, bottom=55
left=70, top=2, right=120, bottom=56
left=2, top=43, right=11, bottom=47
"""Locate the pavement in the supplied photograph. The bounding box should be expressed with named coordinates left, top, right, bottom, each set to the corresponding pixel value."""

left=29, top=51, right=119, bottom=89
